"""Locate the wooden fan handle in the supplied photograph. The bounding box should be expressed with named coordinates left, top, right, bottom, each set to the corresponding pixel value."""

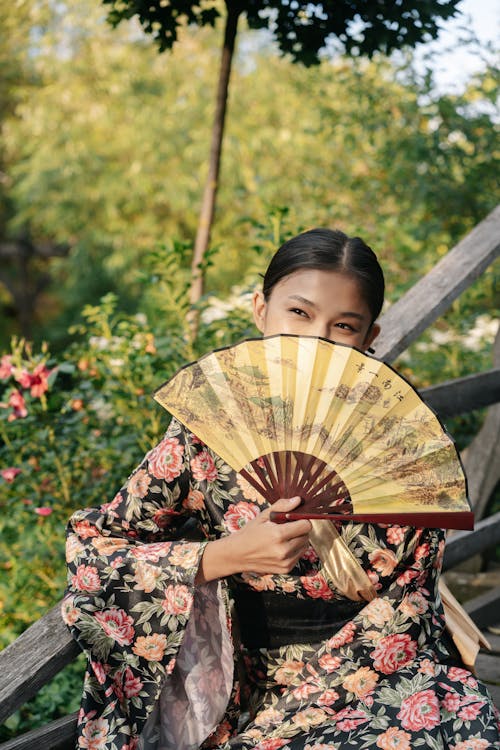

left=269, top=510, right=474, bottom=531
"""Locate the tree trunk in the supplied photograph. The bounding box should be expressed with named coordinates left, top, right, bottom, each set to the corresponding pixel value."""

left=188, top=2, right=241, bottom=333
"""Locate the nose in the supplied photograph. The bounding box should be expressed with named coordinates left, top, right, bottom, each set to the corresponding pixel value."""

left=310, top=322, right=331, bottom=340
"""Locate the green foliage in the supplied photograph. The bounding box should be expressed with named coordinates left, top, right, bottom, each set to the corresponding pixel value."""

left=0, top=243, right=256, bottom=645
left=103, top=0, right=461, bottom=61
left=0, top=1, right=497, bottom=347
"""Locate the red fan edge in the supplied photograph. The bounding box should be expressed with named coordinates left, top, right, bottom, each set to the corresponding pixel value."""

left=269, top=510, right=474, bottom=531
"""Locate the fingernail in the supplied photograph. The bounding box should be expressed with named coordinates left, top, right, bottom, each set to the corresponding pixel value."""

left=288, top=496, right=300, bottom=503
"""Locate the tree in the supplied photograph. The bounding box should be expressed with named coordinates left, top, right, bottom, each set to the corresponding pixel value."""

left=102, top=0, right=461, bottom=318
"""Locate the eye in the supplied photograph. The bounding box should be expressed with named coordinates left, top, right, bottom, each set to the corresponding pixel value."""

left=289, top=307, right=309, bottom=318
left=335, top=322, right=357, bottom=332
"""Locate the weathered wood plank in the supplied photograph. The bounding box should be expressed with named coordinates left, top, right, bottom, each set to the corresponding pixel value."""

left=483, top=632, right=500, bottom=654
left=442, top=512, right=500, bottom=571
left=0, top=604, right=79, bottom=724
left=374, top=205, right=500, bottom=362
left=421, top=369, right=500, bottom=418
left=461, top=327, right=500, bottom=517
left=464, top=586, right=500, bottom=629
left=475, top=652, right=500, bottom=686
left=0, top=712, right=77, bottom=750
left=484, top=682, right=500, bottom=709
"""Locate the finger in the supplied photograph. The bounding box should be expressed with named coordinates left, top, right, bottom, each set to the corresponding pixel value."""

left=259, top=496, right=302, bottom=521
left=271, top=496, right=303, bottom=512
left=276, top=518, right=312, bottom=539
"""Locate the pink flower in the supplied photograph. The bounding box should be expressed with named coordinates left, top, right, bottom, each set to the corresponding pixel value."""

left=1, top=467, right=22, bottom=482
left=397, top=689, right=440, bottom=731
left=14, top=363, right=51, bottom=397
left=448, top=667, right=474, bottom=684
left=147, top=437, right=184, bottom=481
left=335, top=707, right=370, bottom=731
left=100, top=492, right=123, bottom=513
left=326, top=622, right=356, bottom=649
left=123, top=666, right=143, bottom=698
left=318, top=654, right=342, bottom=673
left=131, top=542, right=171, bottom=562
left=414, top=542, right=430, bottom=562
left=316, top=688, right=340, bottom=706
left=119, top=741, right=138, bottom=750
left=301, top=546, right=319, bottom=563
left=29, top=363, right=51, bottom=397
left=367, top=569, right=382, bottom=590
left=399, top=591, right=428, bottom=617
left=35, top=506, right=52, bottom=516
left=14, top=368, right=32, bottom=388
left=396, top=569, right=419, bottom=586
left=61, top=596, right=79, bottom=626
left=162, top=584, right=193, bottom=616
left=293, top=682, right=321, bottom=701
left=94, top=608, right=135, bottom=645
left=363, top=597, right=394, bottom=626
left=418, top=658, right=435, bottom=675
left=458, top=702, right=484, bottom=721
left=91, top=661, right=107, bottom=685
left=71, top=564, right=101, bottom=592
left=182, top=489, right=205, bottom=511
left=74, top=519, right=99, bottom=539
left=191, top=448, right=218, bottom=482
left=127, top=469, right=152, bottom=498
left=79, top=716, right=110, bottom=749
left=242, top=572, right=276, bottom=592
left=7, top=389, right=28, bottom=420
left=254, top=740, right=288, bottom=750
left=300, top=572, right=334, bottom=600
left=223, top=501, right=259, bottom=532
left=371, top=633, right=417, bottom=674
left=449, top=740, right=490, bottom=750
left=386, top=526, right=407, bottom=545
left=0, top=355, right=13, bottom=379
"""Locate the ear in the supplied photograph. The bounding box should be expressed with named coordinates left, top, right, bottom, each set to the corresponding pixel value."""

left=363, top=323, right=381, bottom=352
left=252, top=289, right=267, bottom=333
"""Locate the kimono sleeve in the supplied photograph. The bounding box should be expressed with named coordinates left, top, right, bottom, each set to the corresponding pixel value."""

left=61, top=417, right=213, bottom=744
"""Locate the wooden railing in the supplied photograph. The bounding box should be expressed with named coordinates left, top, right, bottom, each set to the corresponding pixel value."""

left=1, top=206, right=499, bottom=750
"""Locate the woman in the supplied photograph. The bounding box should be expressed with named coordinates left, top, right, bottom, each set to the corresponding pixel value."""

left=63, top=229, right=499, bottom=750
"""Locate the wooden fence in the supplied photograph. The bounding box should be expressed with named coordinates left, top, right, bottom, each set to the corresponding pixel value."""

left=1, top=205, right=499, bottom=749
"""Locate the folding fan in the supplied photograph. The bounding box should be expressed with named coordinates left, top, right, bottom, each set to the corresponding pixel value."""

left=153, top=335, right=473, bottom=530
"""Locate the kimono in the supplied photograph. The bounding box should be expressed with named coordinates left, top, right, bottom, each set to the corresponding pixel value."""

left=63, top=418, right=499, bottom=750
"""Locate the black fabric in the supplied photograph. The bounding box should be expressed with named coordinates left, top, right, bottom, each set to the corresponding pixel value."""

left=230, top=583, right=362, bottom=649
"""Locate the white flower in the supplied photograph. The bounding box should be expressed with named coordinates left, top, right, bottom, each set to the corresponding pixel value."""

left=464, top=315, right=498, bottom=352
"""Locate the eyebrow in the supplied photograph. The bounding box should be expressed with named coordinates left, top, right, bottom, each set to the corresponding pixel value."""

left=287, top=295, right=366, bottom=321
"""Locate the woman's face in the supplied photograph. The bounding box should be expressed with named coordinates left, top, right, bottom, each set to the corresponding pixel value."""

left=252, top=268, right=380, bottom=351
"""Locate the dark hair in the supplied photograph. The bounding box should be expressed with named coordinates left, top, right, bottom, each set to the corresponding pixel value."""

left=262, top=228, right=385, bottom=325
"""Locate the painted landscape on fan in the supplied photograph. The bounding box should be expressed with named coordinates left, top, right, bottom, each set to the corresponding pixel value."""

left=154, top=334, right=474, bottom=530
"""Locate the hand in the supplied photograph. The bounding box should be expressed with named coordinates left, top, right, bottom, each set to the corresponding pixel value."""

left=196, top=496, right=312, bottom=583
left=231, top=496, right=312, bottom=575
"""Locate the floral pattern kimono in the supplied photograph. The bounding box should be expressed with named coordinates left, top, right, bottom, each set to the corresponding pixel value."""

left=63, top=418, right=499, bottom=750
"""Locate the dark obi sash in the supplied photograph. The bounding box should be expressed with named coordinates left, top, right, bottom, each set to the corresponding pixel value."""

left=230, top=583, right=364, bottom=650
